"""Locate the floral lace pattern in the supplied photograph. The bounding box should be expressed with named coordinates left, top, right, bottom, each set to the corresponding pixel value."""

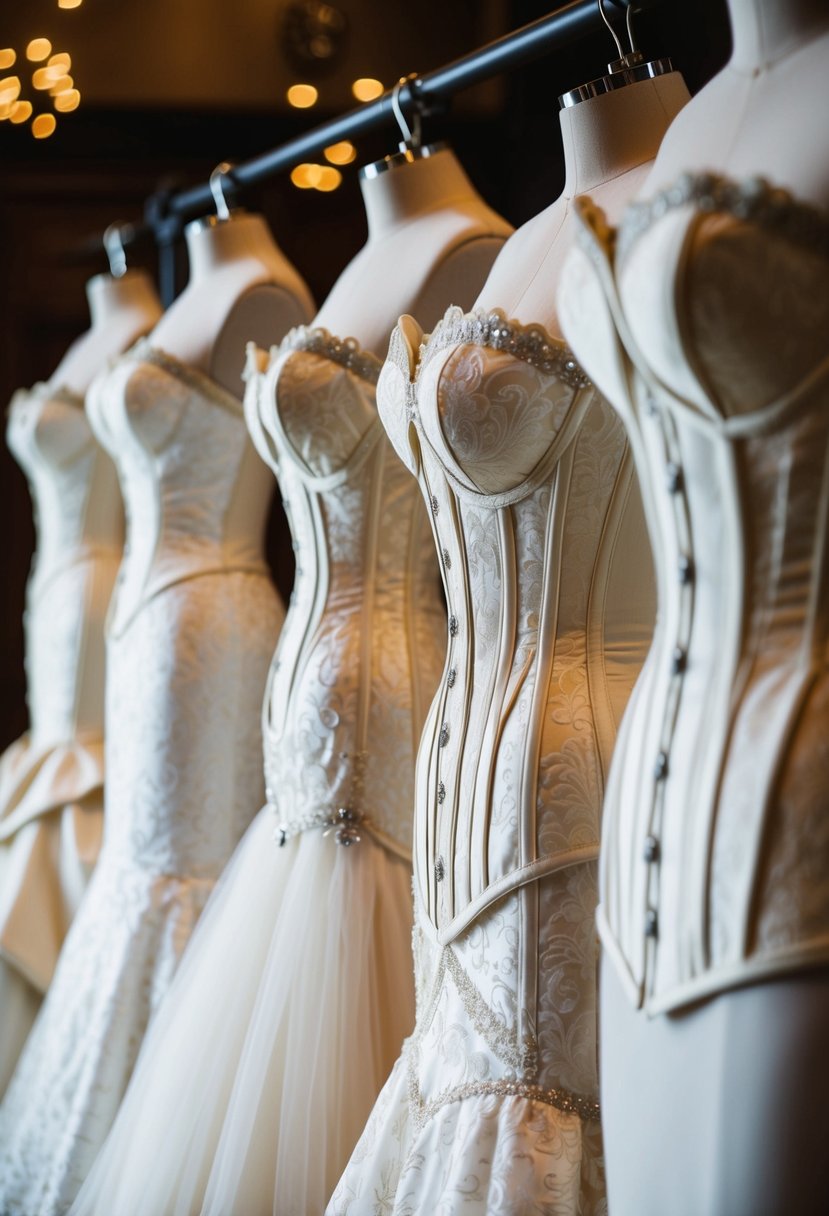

left=562, top=174, right=829, bottom=1013
left=330, top=304, right=652, bottom=1213
left=0, top=357, right=282, bottom=1213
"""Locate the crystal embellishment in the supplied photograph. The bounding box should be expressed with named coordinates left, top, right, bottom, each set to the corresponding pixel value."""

left=439, top=723, right=449, bottom=748
left=437, top=781, right=446, bottom=804
left=323, top=806, right=363, bottom=846
left=449, top=615, right=459, bottom=638
left=272, top=326, right=383, bottom=385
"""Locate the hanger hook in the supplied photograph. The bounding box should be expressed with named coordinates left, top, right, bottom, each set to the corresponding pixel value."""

left=391, top=73, right=421, bottom=149
left=597, top=0, right=625, bottom=61
left=626, top=4, right=640, bottom=55
left=103, top=222, right=128, bottom=278
left=209, top=161, right=235, bottom=222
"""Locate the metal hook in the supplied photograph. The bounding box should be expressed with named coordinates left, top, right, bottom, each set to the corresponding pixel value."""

left=597, top=0, right=625, bottom=61
left=209, top=161, right=235, bottom=222
left=391, top=74, right=422, bottom=150
left=626, top=4, right=640, bottom=55
left=103, top=222, right=128, bottom=278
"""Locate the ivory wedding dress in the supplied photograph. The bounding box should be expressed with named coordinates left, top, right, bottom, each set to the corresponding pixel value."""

left=558, top=173, right=829, bottom=1014
left=0, top=385, right=120, bottom=1094
left=0, top=342, right=282, bottom=1215
left=329, top=304, right=654, bottom=1215
left=70, top=328, right=445, bottom=1216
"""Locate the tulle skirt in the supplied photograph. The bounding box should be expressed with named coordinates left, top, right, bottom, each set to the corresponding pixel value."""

left=70, top=807, right=416, bottom=1216
left=0, top=733, right=103, bottom=1095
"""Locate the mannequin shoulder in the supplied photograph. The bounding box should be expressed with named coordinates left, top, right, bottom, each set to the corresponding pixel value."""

left=211, top=284, right=315, bottom=397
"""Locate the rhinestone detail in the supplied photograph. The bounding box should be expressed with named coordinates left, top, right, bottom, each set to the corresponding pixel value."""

left=437, top=782, right=446, bottom=804
left=447, top=668, right=456, bottom=689
left=439, top=722, right=449, bottom=748
left=643, top=835, right=660, bottom=864
left=270, top=326, right=382, bottom=385
left=449, top=616, right=459, bottom=638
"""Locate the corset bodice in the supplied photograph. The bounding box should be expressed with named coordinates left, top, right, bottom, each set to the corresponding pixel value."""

left=245, top=329, right=445, bottom=858
left=559, top=173, right=829, bottom=1013
left=7, top=384, right=123, bottom=740
left=379, top=305, right=654, bottom=943
left=87, top=342, right=273, bottom=637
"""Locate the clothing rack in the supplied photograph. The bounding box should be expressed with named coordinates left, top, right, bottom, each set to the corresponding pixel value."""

left=132, top=0, right=649, bottom=303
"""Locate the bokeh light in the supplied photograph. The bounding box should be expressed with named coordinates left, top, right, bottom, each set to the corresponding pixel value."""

left=286, top=83, right=318, bottom=109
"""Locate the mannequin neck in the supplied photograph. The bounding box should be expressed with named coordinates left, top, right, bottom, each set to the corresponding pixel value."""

left=728, top=0, right=829, bottom=72
left=85, top=269, right=160, bottom=328
left=359, top=147, right=481, bottom=239
left=183, top=211, right=284, bottom=283
left=559, top=72, right=689, bottom=198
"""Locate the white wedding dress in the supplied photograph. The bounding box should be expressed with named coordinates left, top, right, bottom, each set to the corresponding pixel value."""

left=0, top=384, right=120, bottom=1094
left=0, top=343, right=282, bottom=1215
left=329, top=305, right=654, bottom=1215
left=69, top=328, right=445, bottom=1216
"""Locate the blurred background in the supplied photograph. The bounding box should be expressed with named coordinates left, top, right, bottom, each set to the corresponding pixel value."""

left=0, top=0, right=732, bottom=749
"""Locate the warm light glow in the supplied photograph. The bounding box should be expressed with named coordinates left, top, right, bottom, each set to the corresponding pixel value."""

left=290, top=162, right=323, bottom=189
left=10, top=99, right=32, bottom=124
left=54, top=87, right=80, bottom=112
left=32, top=67, right=56, bottom=89
left=0, top=76, right=21, bottom=105
left=351, top=77, right=383, bottom=102
left=59, top=0, right=84, bottom=8
left=26, top=38, right=52, bottom=62
left=286, top=83, right=318, bottom=109
left=32, top=113, right=57, bottom=138
left=315, top=166, right=342, bottom=192
left=48, top=52, right=71, bottom=71
left=49, top=74, right=73, bottom=95
left=324, top=140, right=356, bottom=166
left=0, top=49, right=16, bottom=70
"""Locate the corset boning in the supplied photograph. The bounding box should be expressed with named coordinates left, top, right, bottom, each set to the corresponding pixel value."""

left=248, top=334, right=446, bottom=859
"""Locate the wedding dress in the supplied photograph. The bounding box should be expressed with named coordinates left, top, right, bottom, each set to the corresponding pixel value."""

left=0, top=384, right=120, bottom=1094
left=329, top=304, right=654, bottom=1215
left=558, top=173, right=829, bottom=1014
left=0, top=342, right=282, bottom=1215
left=69, top=327, right=445, bottom=1216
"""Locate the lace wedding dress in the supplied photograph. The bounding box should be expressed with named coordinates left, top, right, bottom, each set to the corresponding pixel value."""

left=0, top=385, right=120, bottom=1094
left=329, top=305, right=654, bottom=1215
left=558, top=173, right=829, bottom=1014
left=0, top=343, right=282, bottom=1215
left=69, top=328, right=445, bottom=1216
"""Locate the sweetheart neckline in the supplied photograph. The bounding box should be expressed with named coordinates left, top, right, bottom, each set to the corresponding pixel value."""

left=10, top=382, right=86, bottom=413
left=121, top=339, right=245, bottom=415
left=575, top=170, right=829, bottom=265
left=262, top=325, right=384, bottom=386
left=391, top=304, right=590, bottom=391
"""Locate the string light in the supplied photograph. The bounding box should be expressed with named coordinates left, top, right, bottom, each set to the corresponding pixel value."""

left=286, top=83, right=318, bottom=109
left=26, top=39, right=52, bottom=62
left=54, top=87, right=80, bottom=112
left=32, top=112, right=57, bottom=138
left=351, top=77, right=383, bottom=102
left=324, top=140, right=356, bottom=165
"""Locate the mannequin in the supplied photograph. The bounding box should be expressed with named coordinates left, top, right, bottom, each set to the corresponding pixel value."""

left=480, top=66, right=689, bottom=329
left=0, top=267, right=160, bottom=1094
left=313, top=143, right=511, bottom=353
left=149, top=207, right=315, bottom=394
left=50, top=268, right=162, bottom=393
left=591, top=2, right=829, bottom=1213
left=327, top=55, right=687, bottom=1216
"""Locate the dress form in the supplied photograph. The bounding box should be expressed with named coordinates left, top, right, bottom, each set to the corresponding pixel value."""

left=149, top=211, right=315, bottom=395
left=479, top=68, right=689, bottom=334
left=50, top=270, right=162, bottom=394
left=591, top=4, right=829, bottom=1213
left=312, top=145, right=511, bottom=353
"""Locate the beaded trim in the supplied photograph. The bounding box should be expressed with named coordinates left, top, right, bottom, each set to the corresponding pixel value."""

left=407, top=1069, right=601, bottom=1128
left=267, top=750, right=372, bottom=846
left=443, top=945, right=537, bottom=1075
left=617, top=171, right=829, bottom=263
left=271, top=326, right=383, bottom=385
left=418, top=305, right=590, bottom=390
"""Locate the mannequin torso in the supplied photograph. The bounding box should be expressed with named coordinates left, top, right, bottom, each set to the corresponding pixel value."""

left=312, top=146, right=511, bottom=353
left=50, top=270, right=162, bottom=395
left=149, top=212, right=315, bottom=395
left=480, top=70, right=689, bottom=335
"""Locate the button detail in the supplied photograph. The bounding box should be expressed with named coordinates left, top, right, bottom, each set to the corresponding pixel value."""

left=439, top=722, right=449, bottom=748
left=654, top=751, right=669, bottom=781
left=447, top=668, right=456, bottom=689
left=643, top=834, right=660, bottom=864
left=671, top=646, right=687, bottom=675
left=644, top=908, right=659, bottom=938
left=678, top=555, right=694, bottom=585
left=437, top=781, right=446, bottom=804
left=449, top=615, right=459, bottom=637
left=665, top=462, right=683, bottom=494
